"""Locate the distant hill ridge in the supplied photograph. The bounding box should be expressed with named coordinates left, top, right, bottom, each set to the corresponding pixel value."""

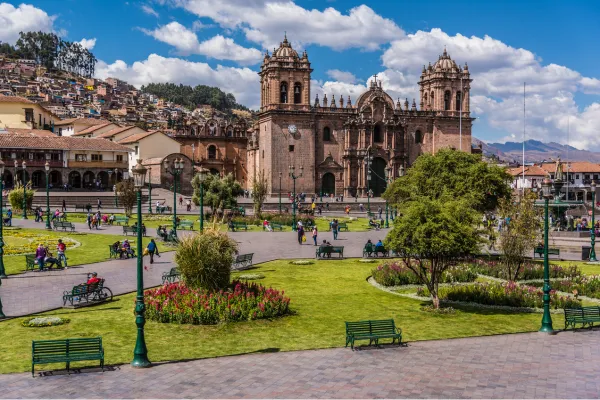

left=473, top=138, right=600, bottom=163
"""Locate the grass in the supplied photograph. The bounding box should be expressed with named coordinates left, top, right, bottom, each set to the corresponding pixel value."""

left=1, top=227, right=172, bottom=276
left=0, top=259, right=553, bottom=374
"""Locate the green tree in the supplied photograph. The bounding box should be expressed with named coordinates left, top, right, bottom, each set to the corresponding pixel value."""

left=251, top=170, right=269, bottom=218
left=497, top=191, right=542, bottom=281
left=116, top=180, right=137, bottom=217
left=8, top=182, right=35, bottom=212
left=191, top=173, right=243, bottom=222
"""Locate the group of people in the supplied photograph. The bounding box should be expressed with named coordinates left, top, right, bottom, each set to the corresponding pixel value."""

left=364, top=239, right=385, bottom=252
left=34, top=239, right=68, bottom=271
left=111, top=239, right=136, bottom=259
left=178, top=196, right=193, bottom=211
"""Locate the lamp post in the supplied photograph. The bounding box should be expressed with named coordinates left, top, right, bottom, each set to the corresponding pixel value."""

left=591, top=181, right=597, bottom=262
left=114, top=168, right=119, bottom=208
left=147, top=167, right=153, bottom=214
left=385, top=166, right=391, bottom=228
left=20, top=160, right=27, bottom=219
left=289, top=165, right=303, bottom=231
left=364, top=148, right=373, bottom=212
left=131, top=159, right=151, bottom=368
left=540, top=178, right=554, bottom=333
left=164, top=158, right=185, bottom=234
left=278, top=172, right=282, bottom=214
left=0, top=160, right=6, bottom=280
left=44, top=162, right=51, bottom=230
left=197, top=167, right=208, bottom=232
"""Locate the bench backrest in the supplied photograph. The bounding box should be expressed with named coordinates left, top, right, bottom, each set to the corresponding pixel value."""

left=319, top=245, right=333, bottom=253
left=345, top=321, right=372, bottom=336
left=364, top=243, right=373, bottom=252
left=332, top=246, right=344, bottom=252
left=564, top=307, right=586, bottom=319
left=235, top=253, right=253, bottom=262
left=26, top=254, right=36, bottom=261
left=339, top=223, right=347, bottom=227
left=32, top=337, right=102, bottom=356
left=169, top=267, right=179, bottom=275
left=346, top=319, right=396, bottom=335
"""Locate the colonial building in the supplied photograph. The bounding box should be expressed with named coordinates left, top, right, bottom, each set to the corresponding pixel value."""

left=0, top=94, right=58, bottom=131
left=248, top=36, right=473, bottom=196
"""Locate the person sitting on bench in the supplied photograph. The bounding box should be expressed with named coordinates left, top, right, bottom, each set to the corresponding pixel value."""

left=368, top=219, right=381, bottom=230
left=87, top=272, right=100, bottom=285
left=43, top=247, right=61, bottom=269
left=157, top=225, right=168, bottom=241
left=375, top=239, right=385, bottom=253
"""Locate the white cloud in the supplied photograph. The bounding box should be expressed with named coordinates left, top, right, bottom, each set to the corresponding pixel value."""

left=179, top=0, right=404, bottom=51
left=141, top=21, right=262, bottom=64
left=78, top=38, right=97, bottom=50
left=95, top=54, right=260, bottom=108
left=326, top=70, right=357, bottom=84
left=141, top=4, right=159, bottom=17
left=0, top=3, right=56, bottom=44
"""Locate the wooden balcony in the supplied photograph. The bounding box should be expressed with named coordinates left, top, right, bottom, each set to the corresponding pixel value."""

left=68, top=160, right=129, bottom=169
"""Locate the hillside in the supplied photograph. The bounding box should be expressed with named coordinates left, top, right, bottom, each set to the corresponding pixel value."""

left=474, top=138, right=600, bottom=163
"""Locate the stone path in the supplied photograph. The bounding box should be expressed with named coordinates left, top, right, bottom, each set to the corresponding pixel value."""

left=1, top=330, right=600, bottom=398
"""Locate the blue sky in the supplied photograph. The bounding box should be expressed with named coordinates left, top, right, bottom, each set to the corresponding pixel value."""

left=1, top=0, right=599, bottom=149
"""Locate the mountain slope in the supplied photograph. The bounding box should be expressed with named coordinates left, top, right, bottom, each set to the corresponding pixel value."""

left=474, top=138, right=600, bottom=163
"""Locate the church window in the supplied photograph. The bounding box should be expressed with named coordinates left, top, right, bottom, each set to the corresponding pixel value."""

left=208, top=145, right=217, bottom=159
left=280, top=82, right=288, bottom=103
left=430, top=91, right=434, bottom=108
left=415, top=130, right=423, bottom=144
left=444, top=91, right=451, bottom=111
left=373, top=124, right=383, bottom=143
left=323, top=127, right=331, bottom=141
left=289, top=145, right=295, bottom=152
left=423, top=92, right=428, bottom=107
left=293, top=82, right=302, bottom=104
left=456, top=91, right=462, bottom=111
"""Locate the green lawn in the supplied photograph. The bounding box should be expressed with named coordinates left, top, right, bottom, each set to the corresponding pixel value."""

left=0, top=259, right=552, bottom=374
left=2, top=228, right=172, bottom=276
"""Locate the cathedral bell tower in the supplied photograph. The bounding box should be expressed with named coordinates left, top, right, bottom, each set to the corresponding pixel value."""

left=259, top=34, right=313, bottom=111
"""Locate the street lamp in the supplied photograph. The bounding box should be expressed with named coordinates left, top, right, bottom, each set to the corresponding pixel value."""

left=114, top=168, right=119, bottom=208
left=540, top=177, right=554, bottom=333
left=364, top=149, right=373, bottom=213
left=0, top=159, right=6, bottom=280
left=278, top=172, right=282, bottom=214
left=197, top=167, right=208, bottom=232
left=385, top=165, right=391, bottom=228
left=44, top=161, right=51, bottom=230
left=289, top=165, right=303, bottom=231
left=164, top=158, right=185, bottom=234
left=590, top=181, right=597, bottom=262
left=147, top=167, right=153, bottom=214
left=20, top=160, right=27, bottom=219
left=131, top=159, right=150, bottom=368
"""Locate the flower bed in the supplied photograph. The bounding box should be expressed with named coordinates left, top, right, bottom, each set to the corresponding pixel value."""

left=232, top=213, right=315, bottom=227
left=290, top=260, right=314, bottom=265
left=528, top=275, right=600, bottom=299
left=469, top=259, right=581, bottom=281
left=145, top=280, right=291, bottom=324
left=417, top=281, right=581, bottom=309
left=22, top=317, right=70, bottom=327
left=4, top=232, right=78, bottom=256
left=372, top=262, right=477, bottom=287
left=237, top=273, right=265, bottom=280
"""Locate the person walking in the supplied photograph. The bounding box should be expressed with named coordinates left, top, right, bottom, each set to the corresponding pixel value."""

left=297, top=224, right=305, bottom=245
left=97, top=198, right=102, bottom=210
left=146, top=238, right=159, bottom=264
left=57, top=239, right=68, bottom=268
left=62, top=199, right=66, bottom=212
left=179, top=196, right=183, bottom=207
left=86, top=212, right=92, bottom=230
left=332, top=219, right=339, bottom=240
left=312, top=226, right=318, bottom=246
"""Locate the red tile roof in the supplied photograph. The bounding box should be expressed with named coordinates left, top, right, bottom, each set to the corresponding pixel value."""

left=0, top=131, right=132, bottom=151
left=54, top=117, right=109, bottom=126
left=96, top=126, right=137, bottom=138
left=507, top=165, right=548, bottom=177
left=539, top=162, right=600, bottom=174
left=0, top=94, right=34, bottom=104
left=5, top=128, right=57, bottom=137
left=73, top=122, right=115, bottom=136
left=117, top=130, right=160, bottom=144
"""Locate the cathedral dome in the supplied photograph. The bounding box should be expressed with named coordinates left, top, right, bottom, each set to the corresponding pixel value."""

left=432, top=48, right=459, bottom=71
left=273, top=35, right=299, bottom=59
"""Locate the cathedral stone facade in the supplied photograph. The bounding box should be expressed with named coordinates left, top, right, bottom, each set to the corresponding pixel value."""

left=247, top=36, right=473, bottom=197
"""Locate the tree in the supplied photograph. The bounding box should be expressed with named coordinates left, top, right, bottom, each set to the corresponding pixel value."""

left=191, top=173, right=243, bottom=222
left=497, top=191, right=542, bottom=281
left=252, top=170, right=269, bottom=218
left=8, top=182, right=35, bottom=212
left=385, top=198, right=480, bottom=308
left=116, top=180, right=137, bottom=217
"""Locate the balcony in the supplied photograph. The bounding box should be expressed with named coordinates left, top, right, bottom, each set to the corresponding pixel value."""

left=68, top=160, right=129, bottom=169
left=21, top=160, right=63, bottom=169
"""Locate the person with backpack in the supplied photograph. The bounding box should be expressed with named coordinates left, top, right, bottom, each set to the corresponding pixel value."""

left=332, top=219, right=339, bottom=240
left=297, top=224, right=305, bottom=245
left=146, top=239, right=160, bottom=264
left=57, top=239, right=68, bottom=268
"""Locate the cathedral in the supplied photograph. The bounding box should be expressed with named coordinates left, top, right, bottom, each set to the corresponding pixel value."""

left=247, top=35, right=473, bottom=197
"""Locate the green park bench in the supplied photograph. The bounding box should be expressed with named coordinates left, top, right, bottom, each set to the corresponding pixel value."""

left=53, top=221, right=75, bottom=232
left=232, top=253, right=254, bottom=270
left=337, top=222, right=349, bottom=231
left=316, top=245, right=344, bottom=259
left=114, top=216, right=129, bottom=225
left=162, top=267, right=181, bottom=284
left=32, top=337, right=104, bottom=376
left=108, top=245, right=119, bottom=259
left=25, top=254, right=37, bottom=271
left=362, top=243, right=389, bottom=258
left=228, top=222, right=248, bottom=231
left=123, top=226, right=137, bottom=236
left=178, top=220, right=194, bottom=230
left=534, top=247, right=560, bottom=258
left=345, top=319, right=402, bottom=350
left=564, top=306, right=600, bottom=330
left=62, top=278, right=112, bottom=307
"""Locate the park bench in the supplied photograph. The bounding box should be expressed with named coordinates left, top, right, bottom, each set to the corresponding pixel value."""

left=108, top=245, right=119, bottom=259
left=155, top=205, right=172, bottom=214
left=53, top=221, right=75, bottom=232
left=263, top=223, right=284, bottom=231
left=228, top=222, right=248, bottom=231
left=534, top=247, right=560, bottom=258
left=25, top=254, right=36, bottom=271
left=32, top=337, right=104, bottom=376
left=162, top=267, right=181, bottom=284
left=62, top=278, right=113, bottom=308
left=363, top=243, right=389, bottom=258
left=564, top=306, right=600, bottom=329
left=316, top=245, right=344, bottom=259
left=114, top=216, right=129, bottom=225
left=337, top=222, right=349, bottom=232
left=75, top=204, right=90, bottom=212
left=123, top=226, right=137, bottom=236
left=178, top=220, right=194, bottom=230
left=345, top=319, right=403, bottom=350
left=232, top=253, right=254, bottom=270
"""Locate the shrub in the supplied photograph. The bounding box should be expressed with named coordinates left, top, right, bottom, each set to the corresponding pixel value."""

left=372, top=262, right=477, bottom=286
left=8, top=182, right=35, bottom=212
left=469, top=259, right=581, bottom=281
left=417, top=281, right=581, bottom=309
left=528, top=275, right=600, bottom=299
left=144, top=281, right=291, bottom=324
left=174, top=229, right=237, bottom=291
left=22, top=317, right=70, bottom=327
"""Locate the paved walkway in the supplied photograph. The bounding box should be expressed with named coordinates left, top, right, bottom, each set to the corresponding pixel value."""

left=1, top=330, right=600, bottom=398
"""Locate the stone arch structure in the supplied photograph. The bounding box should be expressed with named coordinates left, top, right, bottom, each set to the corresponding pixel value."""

left=69, top=171, right=81, bottom=188
left=82, top=171, right=95, bottom=189
left=31, top=170, right=44, bottom=188
left=207, top=145, right=217, bottom=160
left=49, top=170, right=62, bottom=186
left=370, top=157, right=388, bottom=197
left=321, top=172, right=335, bottom=195
left=97, top=171, right=109, bottom=187
left=3, top=170, right=13, bottom=188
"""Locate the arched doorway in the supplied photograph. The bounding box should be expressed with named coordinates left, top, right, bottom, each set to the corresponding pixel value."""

left=69, top=171, right=81, bottom=188
left=370, top=157, right=387, bottom=197
left=16, top=171, right=29, bottom=186
left=3, top=171, right=13, bottom=188
left=31, top=170, right=44, bottom=188
left=82, top=171, right=95, bottom=189
left=49, top=170, right=62, bottom=187
left=321, top=172, right=335, bottom=196
left=209, top=168, right=220, bottom=175
left=97, top=171, right=109, bottom=188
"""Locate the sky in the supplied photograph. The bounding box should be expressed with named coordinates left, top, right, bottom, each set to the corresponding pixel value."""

left=1, top=0, right=599, bottom=150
